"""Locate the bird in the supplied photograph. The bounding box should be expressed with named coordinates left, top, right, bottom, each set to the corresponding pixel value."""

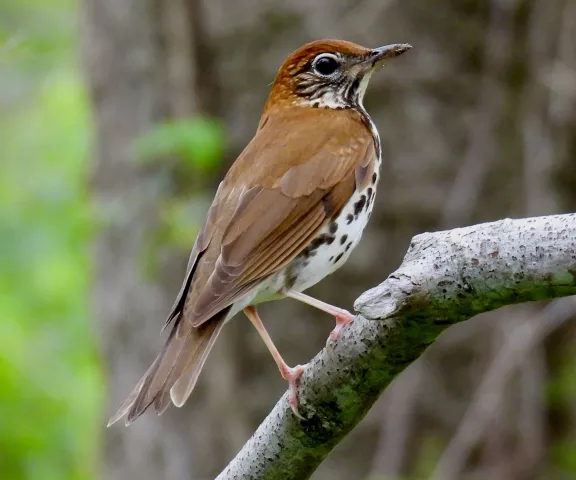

left=108, top=39, right=411, bottom=426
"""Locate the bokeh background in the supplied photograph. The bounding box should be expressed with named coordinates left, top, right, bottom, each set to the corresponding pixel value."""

left=2, top=0, right=576, bottom=479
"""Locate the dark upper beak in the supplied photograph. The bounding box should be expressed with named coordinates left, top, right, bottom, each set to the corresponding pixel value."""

left=361, top=43, right=412, bottom=69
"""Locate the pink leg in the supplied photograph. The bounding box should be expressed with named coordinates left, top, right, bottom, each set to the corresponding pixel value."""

left=281, top=288, right=355, bottom=342
left=244, top=306, right=307, bottom=419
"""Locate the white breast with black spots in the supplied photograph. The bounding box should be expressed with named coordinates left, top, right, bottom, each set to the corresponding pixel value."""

left=287, top=170, right=380, bottom=293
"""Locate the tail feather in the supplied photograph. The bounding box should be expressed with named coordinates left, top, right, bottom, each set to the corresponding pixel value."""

left=126, top=324, right=187, bottom=424
left=169, top=317, right=226, bottom=407
left=106, top=363, right=154, bottom=427
left=153, top=312, right=227, bottom=413
left=107, top=308, right=229, bottom=426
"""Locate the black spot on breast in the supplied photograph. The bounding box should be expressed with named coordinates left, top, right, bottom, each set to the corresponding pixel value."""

left=329, top=256, right=334, bottom=261
left=354, top=195, right=366, bottom=217
left=300, top=246, right=314, bottom=258
left=346, top=242, right=353, bottom=252
left=309, top=233, right=334, bottom=250
left=285, top=266, right=298, bottom=288
left=372, top=172, right=378, bottom=184
left=346, top=214, right=354, bottom=225
left=366, top=187, right=373, bottom=206
left=310, top=238, right=322, bottom=249
left=329, top=222, right=338, bottom=234
left=333, top=252, right=344, bottom=264
left=340, top=234, right=348, bottom=245
left=301, top=238, right=323, bottom=257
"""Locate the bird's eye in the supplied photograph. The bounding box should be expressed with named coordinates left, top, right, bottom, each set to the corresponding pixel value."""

left=312, top=54, right=340, bottom=76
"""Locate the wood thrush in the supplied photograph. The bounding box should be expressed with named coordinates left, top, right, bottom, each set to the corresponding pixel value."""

left=109, top=39, right=411, bottom=425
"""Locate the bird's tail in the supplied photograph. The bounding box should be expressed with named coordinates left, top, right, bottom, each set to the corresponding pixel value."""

left=107, top=309, right=228, bottom=426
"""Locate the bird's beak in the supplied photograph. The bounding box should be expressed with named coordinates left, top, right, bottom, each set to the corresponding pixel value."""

left=359, top=43, right=412, bottom=71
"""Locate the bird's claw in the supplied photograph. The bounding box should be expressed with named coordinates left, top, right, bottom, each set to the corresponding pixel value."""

left=284, top=363, right=307, bottom=420
left=326, top=309, right=355, bottom=347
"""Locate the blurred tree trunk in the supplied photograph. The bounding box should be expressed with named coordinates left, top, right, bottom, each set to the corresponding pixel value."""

left=82, top=0, right=188, bottom=478
left=81, top=0, right=248, bottom=478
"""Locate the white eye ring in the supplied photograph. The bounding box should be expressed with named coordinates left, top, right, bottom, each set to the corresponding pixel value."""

left=312, top=53, right=341, bottom=77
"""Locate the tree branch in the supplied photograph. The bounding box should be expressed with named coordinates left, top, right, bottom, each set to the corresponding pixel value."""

left=217, top=214, right=576, bottom=480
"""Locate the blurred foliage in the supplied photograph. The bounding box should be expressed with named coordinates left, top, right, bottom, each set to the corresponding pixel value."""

left=158, top=197, right=211, bottom=250
left=0, top=0, right=102, bottom=478
left=0, top=2, right=225, bottom=478
left=135, top=118, right=224, bottom=275
left=547, top=352, right=576, bottom=475
left=134, top=116, right=225, bottom=173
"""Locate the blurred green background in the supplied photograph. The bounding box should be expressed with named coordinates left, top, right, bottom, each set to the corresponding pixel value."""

left=2, top=0, right=576, bottom=479
left=0, top=1, right=224, bottom=478
left=0, top=1, right=100, bottom=478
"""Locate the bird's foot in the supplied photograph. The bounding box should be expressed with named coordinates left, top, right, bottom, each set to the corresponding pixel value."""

left=280, top=363, right=308, bottom=420
left=328, top=309, right=355, bottom=344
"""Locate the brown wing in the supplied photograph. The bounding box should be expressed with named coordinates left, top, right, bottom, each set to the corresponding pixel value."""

left=183, top=106, right=376, bottom=328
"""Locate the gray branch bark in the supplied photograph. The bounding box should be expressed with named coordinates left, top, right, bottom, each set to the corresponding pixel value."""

left=217, top=213, right=576, bottom=480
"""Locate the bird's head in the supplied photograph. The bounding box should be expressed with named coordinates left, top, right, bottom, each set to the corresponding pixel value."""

left=265, top=39, right=412, bottom=111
